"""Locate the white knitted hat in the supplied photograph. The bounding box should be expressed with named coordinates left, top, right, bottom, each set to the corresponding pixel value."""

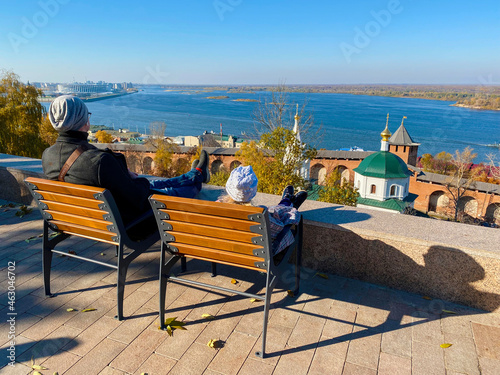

left=225, top=166, right=258, bottom=203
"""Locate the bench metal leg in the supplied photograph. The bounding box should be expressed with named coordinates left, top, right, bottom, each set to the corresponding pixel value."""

left=159, top=245, right=181, bottom=330
left=180, top=256, right=187, bottom=273
left=116, top=243, right=127, bottom=320
left=211, top=262, right=217, bottom=277
left=255, top=273, right=273, bottom=358
left=42, top=222, right=53, bottom=297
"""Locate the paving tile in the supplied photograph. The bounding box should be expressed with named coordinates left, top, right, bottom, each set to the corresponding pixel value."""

left=249, top=323, right=293, bottom=366
left=272, top=344, right=317, bottom=375
left=110, top=329, right=166, bottom=373
left=168, top=342, right=217, bottom=375
left=195, top=311, right=243, bottom=345
left=64, top=315, right=121, bottom=357
left=17, top=324, right=81, bottom=365
left=322, top=306, right=356, bottom=339
left=0, top=311, right=41, bottom=347
left=208, top=331, right=258, bottom=375
left=21, top=304, right=81, bottom=341
left=308, top=338, right=349, bottom=375
left=345, top=328, right=381, bottom=370
left=0, top=362, right=33, bottom=375
left=287, top=314, right=325, bottom=348
left=380, top=323, right=412, bottom=358
left=472, top=322, right=500, bottom=360
left=64, top=338, right=126, bottom=375
left=411, top=340, right=446, bottom=375
left=236, top=357, right=275, bottom=375
left=412, top=316, right=444, bottom=345
left=478, top=357, right=500, bottom=375
left=98, top=366, right=129, bottom=375
left=342, top=362, right=377, bottom=375
left=107, top=312, right=156, bottom=345
left=64, top=293, right=117, bottom=331
left=134, top=353, right=177, bottom=375
left=442, top=333, right=480, bottom=375
left=39, top=349, right=81, bottom=374
left=155, top=321, right=206, bottom=360
left=441, top=315, right=474, bottom=338
left=0, top=335, right=36, bottom=369
left=355, top=305, right=390, bottom=330
left=377, top=352, right=411, bottom=375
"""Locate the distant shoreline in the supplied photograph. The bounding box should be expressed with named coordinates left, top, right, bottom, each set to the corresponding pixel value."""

left=38, top=90, right=138, bottom=103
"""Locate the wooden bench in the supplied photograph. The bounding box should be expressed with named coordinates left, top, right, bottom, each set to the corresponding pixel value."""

left=149, top=194, right=302, bottom=358
left=25, top=177, right=159, bottom=320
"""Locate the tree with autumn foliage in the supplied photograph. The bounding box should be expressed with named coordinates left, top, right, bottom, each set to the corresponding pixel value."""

left=318, top=168, right=359, bottom=206
left=444, top=147, right=480, bottom=221
left=95, top=130, right=114, bottom=143
left=237, top=127, right=316, bottom=195
left=0, top=71, right=49, bottom=158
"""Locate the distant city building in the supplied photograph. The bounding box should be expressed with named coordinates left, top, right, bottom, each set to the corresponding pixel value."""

left=57, top=82, right=112, bottom=94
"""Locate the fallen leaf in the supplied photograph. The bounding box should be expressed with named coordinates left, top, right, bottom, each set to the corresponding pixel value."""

left=54, top=373, right=59, bottom=375
left=231, top=278, right=238, bottom=284
left=162, top=317, right=187, bottom=335
left=202, top=313, right=215, bottom=320
left=442, top=310, right=457, bottom=314
left=287, top=290, right=296, bottom=298
left=68, top=250, right=76, bottom=255
left=82, top=308, right=96, bottom=312
left=33, top=372, right=42, bottom=375
left=100, top=253, right=105, bottom=256
left=250, top=298, right=261, bottom=303
left=207, top=339, right=223, bottom=349
left=422, top=296, right=432, bottom=300
left=66, top=308, right=77, bottom=312
left=32, top=365, right=48, bottom=370
left=314, top=272, right=329, bottom=279
left=440, top=343, right=453, bottom=348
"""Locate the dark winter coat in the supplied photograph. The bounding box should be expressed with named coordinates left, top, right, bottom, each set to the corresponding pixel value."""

left=41, top=131, right=151, bottom=223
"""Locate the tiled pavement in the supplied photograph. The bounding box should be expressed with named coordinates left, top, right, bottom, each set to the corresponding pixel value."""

left=1, top=204, right=499, bottom=375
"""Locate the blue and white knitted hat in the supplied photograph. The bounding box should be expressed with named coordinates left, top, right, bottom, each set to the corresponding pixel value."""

left=225, top=165, right=258, bottom=203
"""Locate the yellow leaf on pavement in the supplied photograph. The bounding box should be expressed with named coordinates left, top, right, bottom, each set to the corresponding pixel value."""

left=82, top=308, right=96, bottom=312
left=32, top=365, right=48, bottom=370
left=442, top=310, right=457, bottom=314
left=250, top=298, right=261, bottom=303
left=440, top=343, right=452, bottom=348
left=314, top=272, right=328, bottom=279
left=231, top=278, right=238, bottom=284
left=207, top=339, right=223, bottom=349
left=66, top=308, right=77, bottom=312
left=422, top=296, right=432, bottom=300
left=167, top=325, right=173, bottom=336
left=287, top=290, right=296, bottom=297
left=202, top=313, right=215, bottom=320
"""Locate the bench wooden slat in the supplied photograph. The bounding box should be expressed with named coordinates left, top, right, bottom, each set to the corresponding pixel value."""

left=26, top=177, right=105, bottom=199
left=46, top=211, right=113, bottom=231
left=161, top=209, right=257, bottom=232
left=168, top=231, right=263, bottom=255
left=42, top=201, right=108, bottom=220
left=37, top=191, right=105, bottom=210
left=185, top=254, right=263, bottom=272
left=170, top=243, right=264, bottom=269
left=49, top=220, right=118, bottom=243
left=168, top=221, right=258, bottom=243
left=153, top=195, right=264, bottom=220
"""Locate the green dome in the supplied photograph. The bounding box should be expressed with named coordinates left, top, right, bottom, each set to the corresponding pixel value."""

left=354, top=151, right=411, bottom=178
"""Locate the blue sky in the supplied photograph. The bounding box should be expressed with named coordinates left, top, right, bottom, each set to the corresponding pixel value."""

left=1, top=0, right=499, bottom=84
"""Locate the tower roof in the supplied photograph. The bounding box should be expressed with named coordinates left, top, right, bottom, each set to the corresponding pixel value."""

left=389, top=124, right=420, bottom=146
left=354, top=151, right=412, bottom=178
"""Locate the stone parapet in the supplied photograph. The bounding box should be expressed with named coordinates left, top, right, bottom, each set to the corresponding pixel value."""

left=1, top=153, right=499, bottom=312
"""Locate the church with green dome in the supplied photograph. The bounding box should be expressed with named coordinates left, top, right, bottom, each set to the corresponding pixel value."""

left=354, top=115, right=418, bottom=213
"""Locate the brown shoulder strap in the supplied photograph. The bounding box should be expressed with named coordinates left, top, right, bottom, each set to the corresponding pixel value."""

left=58, top=145, right=88, bottom=182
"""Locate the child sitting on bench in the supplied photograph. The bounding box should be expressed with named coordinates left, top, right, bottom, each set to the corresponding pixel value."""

left=217, top=165, right=307, bottom=255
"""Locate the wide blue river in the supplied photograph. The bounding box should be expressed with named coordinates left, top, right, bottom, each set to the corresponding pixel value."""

left=44, top=86, right=500, bottom=163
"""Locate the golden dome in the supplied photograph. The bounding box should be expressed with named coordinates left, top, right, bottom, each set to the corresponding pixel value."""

left=381, top=113, right=392, bottom=141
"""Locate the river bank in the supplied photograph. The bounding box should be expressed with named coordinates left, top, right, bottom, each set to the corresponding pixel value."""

left=38, top=90, right=138, bottom=103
